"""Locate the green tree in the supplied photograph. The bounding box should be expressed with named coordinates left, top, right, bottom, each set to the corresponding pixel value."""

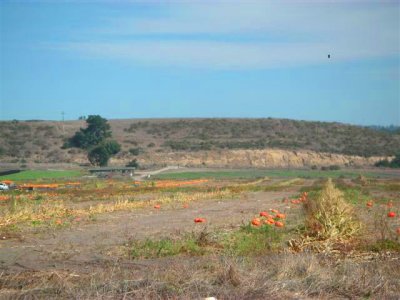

left=104, top=140, right=121, bottom=155
left=64, top=115, right=120, bottom=166
left=87, top=141, right=121, bottom=166
left=67, top=115, right=112, bottom=149
left=88, top=145, right=110, bottom=166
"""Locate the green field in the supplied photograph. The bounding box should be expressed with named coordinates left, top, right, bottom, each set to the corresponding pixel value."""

left=0, top=170, right=83, bottom=181
left=154, top=169, right=385, bottom=180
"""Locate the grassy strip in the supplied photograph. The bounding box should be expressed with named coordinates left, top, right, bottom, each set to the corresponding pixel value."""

left=0, top=170, right=83, bottom=181
left=128, top=224, right=285, bottom=260
left=130, top=235, right=206, bottom=259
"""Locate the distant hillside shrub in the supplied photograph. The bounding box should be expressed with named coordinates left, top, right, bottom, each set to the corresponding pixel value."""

left=126, top=159, right=139, bottom=168
left=321, top=165, right=341, bottom=171
left=129, top=148, right=142, bottom=156
left=375, top=154, right=400, bottom=168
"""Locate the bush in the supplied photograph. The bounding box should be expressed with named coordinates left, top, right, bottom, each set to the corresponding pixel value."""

left=329, top=165, right=341, bottom=171
left=126, top=159, right=139, bottom=168
left=375, top=153, right=400, bottom=168
left=321, top=165, right=341, bottom=171
left=129, top=147, right=142, bottom=156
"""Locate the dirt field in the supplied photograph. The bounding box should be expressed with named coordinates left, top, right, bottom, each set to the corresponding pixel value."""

left=0, top=173, right=399, bottom=299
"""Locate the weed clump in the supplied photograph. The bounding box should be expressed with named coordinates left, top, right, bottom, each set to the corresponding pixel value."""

left=291, top=179, right=362, bottom=252
left=305, top=178, right=362, bottom=241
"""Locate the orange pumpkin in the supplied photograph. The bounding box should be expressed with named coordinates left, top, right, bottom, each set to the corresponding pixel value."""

left=259, top=211, right=268, bottom=217
left=0, top=196, right=9, bottom=201
left=387, top=211, right=396, bottom=218
left=264, top=218, right=275, bottom=225
left=154, top=204, right=161, bottom=209
left=270, top=209, right=279, bottom=214
left=194, top=218, right=206, bottom=223
left=366, top=201, right=373, bottom=208
left=251, top=218, right=261, bottom=226
left=275, top=213, right=286, bottom=219
left=275, top=221, right=284, bottom=228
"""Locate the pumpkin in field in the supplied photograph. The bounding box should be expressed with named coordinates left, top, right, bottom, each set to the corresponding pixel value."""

left=387, top=211, right=396, bottom=218
left=270, top=209, right=279, bottom=214
left=154, top=204, right=161, bottom=209
left=275, top=213, right=286, bottom=219
left=0, top=196, right=10, bottom=201
left=366, top=201, right=373, bottom=208
left=275, top=221, right=284, bottom=228
left=260, top=211, right=269, bottom=217
left=194, top=218, right=206, bottom=223
left=251, top=218, right=261, bottom=226
left=264, top=218, right=275, bottom=225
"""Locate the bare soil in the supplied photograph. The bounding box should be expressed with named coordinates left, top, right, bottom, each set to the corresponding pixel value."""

left=1, top=177, right=400, bottom=299
left=0, top=189, right=299, bottom=274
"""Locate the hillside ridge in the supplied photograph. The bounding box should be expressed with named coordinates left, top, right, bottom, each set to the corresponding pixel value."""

left=0, top=118, right=398, bottom=168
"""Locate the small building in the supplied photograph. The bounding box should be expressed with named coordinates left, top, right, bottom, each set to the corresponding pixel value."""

left=88, top=167, right=135, bottom=177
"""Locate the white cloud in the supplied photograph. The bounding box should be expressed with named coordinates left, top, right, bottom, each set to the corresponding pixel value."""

left=56, top=1, right=399, bottom=69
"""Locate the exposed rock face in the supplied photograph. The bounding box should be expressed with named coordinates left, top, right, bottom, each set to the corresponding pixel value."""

left=137, top=149, right=387, bottom=168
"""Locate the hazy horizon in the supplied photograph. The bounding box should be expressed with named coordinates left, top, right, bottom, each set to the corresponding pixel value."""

left=1, top=116, right=399, bottom=129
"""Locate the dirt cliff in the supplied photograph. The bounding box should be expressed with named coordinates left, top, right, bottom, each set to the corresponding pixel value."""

left=127, top=149, right=387, bottom=168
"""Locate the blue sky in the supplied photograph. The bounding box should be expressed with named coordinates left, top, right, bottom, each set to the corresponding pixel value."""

left=0, top=0, right=399, bottom=125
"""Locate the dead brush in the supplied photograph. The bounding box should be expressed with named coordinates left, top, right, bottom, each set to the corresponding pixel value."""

left=291, top=178, right=362, bottom=252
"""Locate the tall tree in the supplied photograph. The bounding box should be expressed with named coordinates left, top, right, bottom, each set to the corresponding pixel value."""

left=67, top=115, right=112, bottom=149
left=63, top=115, right=120, bottom=166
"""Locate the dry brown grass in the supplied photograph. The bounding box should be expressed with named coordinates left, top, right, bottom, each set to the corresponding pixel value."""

left=1, top=253, right=399, bottom=299
left=1, top=177, right=398, bottom=299
left=290, top=179, right=363, bottom=252
left=305, top=178, right=362, bottom=241
left=0, top=188, right=234, bottom=228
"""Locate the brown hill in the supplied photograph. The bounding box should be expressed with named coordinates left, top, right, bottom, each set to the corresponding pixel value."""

left=0, top=118, right=398, bottom=168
